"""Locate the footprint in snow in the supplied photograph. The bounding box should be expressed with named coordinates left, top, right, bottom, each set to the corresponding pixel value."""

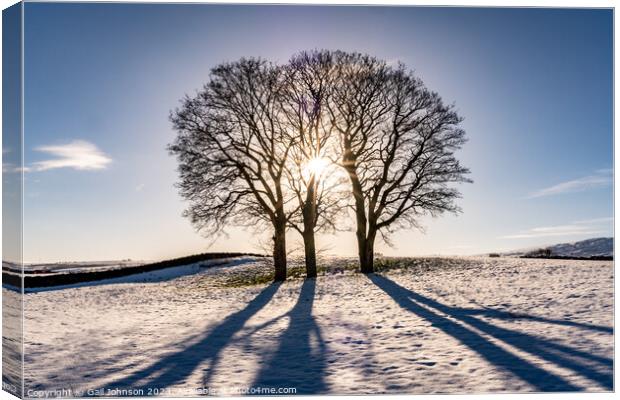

left=416, top=361, right=437, bottom=367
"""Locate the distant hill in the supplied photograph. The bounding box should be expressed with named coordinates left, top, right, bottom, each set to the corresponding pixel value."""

left=3, top=252, right=266, bottom=289
left=546, top=237, right=613, bottom=258
left=501, top=237, right=613, bottom=258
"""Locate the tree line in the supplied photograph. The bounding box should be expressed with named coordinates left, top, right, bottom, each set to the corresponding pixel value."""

left=169, top=50, right=471, bottom=281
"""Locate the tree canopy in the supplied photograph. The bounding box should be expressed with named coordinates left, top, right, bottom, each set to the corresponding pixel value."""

left=170, top=51, right=471, bottom=280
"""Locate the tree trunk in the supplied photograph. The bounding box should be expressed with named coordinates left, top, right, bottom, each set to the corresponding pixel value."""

left=350, top=173, right=369, bottom=273
left=361, top=228, right=376, bottom=274
left=302, top=175, right=318, bottom=278
left=344, top=151, right=374, bottom=274
left=303, top=230, right=317, bottom=278
left=273, top=223, right=287, bottom=282
left=357, top=233, right=369, bottom=273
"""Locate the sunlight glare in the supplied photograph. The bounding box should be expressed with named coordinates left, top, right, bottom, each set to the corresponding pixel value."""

left=304, top=157, right=329, bottom=179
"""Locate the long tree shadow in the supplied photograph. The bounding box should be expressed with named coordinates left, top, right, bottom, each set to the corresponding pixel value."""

left=368, top=274, right=613, bottom=392
left=252, top=278, right=328, bottom=394
left=460, top=304, right=613, bottom=334
left=380, top=276, right=613, bottom=389
left=104, top=282, right=281, bottom=391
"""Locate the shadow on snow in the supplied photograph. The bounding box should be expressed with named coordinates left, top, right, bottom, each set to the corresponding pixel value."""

left=368, top=274, right=613, bottom=392
left=251, top=278, right=328, bottom=394
left=104, top=282, right=281, bottom=392
left=103, top=279, right=328, bottom=395
left=100, top=274, right=611, bottom=395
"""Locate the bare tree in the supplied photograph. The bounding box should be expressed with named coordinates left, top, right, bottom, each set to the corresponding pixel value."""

left=323, top=51, right=471, bottom=273
left=169, top=58, right=294, bottom=281
left=170, top=52, right=469, bottom=279
left=280, top=51, right=347, bottom=277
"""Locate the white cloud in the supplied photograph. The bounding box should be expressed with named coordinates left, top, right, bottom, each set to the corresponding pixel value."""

left=3, top=163, right=18, bottom=173
left=502, top=215, right=613, bottom=240
left=31, top=140, right=112, bottom=172
left=135, top=183, right=145, bottom=192
left=501, top=224, right=603, bottom=239
left=527, top=169, right=612, bottom=199
left=573, top=217, right=613, bottom=225
left=2, top=163, right=30, bottom=174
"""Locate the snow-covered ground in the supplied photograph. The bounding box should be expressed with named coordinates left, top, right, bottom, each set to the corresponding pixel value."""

left=20, top=257, right=257, bottom=293
left=8, top=256, right=614, bottom=396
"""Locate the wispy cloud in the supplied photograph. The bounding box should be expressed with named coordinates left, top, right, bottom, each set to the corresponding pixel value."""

left=527, top=169, right=612, bottom=199
left=501, top=224, right=603, bottom=239
left=3, top=163, right=19, bottom=173
left=449, top=244, right=473, bottom=249
left=501, top=217, right=611, bottom=240
left=573, top=217, right=614, bottom=225
left=31, top=140, right=112, bottom=172
left=2, top=163, right=30, bottom=174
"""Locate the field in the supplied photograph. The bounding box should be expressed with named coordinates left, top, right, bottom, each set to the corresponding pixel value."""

left=4, top=256, right=614, bottom=396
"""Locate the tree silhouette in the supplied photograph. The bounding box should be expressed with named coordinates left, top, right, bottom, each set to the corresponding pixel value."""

left=281, top=51, right=348, bottom=277
left=170, top=51, right=470, bottom=277
left=323, top=51, right=471, bottom=273
left=169, top=59, right=295, bottom=281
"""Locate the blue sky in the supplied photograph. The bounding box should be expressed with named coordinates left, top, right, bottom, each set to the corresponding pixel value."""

left=12, top=4, right=613, bottom=262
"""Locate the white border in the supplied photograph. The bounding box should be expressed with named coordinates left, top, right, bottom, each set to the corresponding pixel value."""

left=0, top=1, right=615, bottom=400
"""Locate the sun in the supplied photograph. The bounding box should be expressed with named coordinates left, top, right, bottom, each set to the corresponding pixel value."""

left=303, top=157, right=329, bottom=179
